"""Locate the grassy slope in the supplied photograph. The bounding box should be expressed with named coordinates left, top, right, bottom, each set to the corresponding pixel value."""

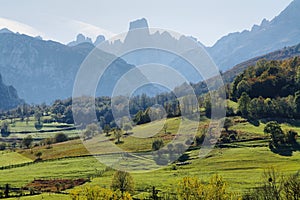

left=0, top=151, right=32, bottom=167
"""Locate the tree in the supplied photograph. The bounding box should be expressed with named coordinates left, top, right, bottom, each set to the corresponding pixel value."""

left=245, top=168, right=300, bottom=200
left=286, top=130, right=298, bottom=145
left=238, top=92, right=251, bottom=117
left=22, top=135, right=33, bottom=149
left=4, top=184, right=9, bottom=198
left=152, top=139, right=164, bottom=151
left=177, top=177, right=204, bottom=200
left=34, top=110, right=42, bottom=123
left=83, top=123, right=100, bottom=140
left=1, top=121, right=10, bottom=137
left=87, top=123, right=99, bottom=135
left=295, top=92, right=300, bottom=117
left=45, top=138, right=53, bottom=148
left=258, top=167, right=282, bottom=200
left=282, top=173, right=300, bottom=200
left=111, top=171, right=134, bottom=195
left=123, top=123, right=132, bottom=134
left=104, top=124, right=111, bottom=136
left=114, top=129, right=123, bottom=144
left=0, top=143, right=6, bottom=151
left=177, top=175, right=234, bottom=200
left=70, top=185, right=132, bottom=200
left=236, top=80, right=251, bottom=97
left=54, top=133, right=68, bottom=143
left=163, top=123, right=168, bottom=134
left=223, top=118, right=233, bottom=132
left=204, top=95, right=212, bottom=118
left=34, top=121, right=43, bottom=130
left=83, top=129, right=93, bottom=140
left=264, top=121, right=285, bottom=147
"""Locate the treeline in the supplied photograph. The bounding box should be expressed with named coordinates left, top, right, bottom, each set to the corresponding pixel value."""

left=0, top=93, right=181, bottom=129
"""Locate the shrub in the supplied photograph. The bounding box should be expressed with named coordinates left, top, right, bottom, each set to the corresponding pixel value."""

left=152, top=139, right=164, bottom=151
left=54, top=133, right=68, bottom=143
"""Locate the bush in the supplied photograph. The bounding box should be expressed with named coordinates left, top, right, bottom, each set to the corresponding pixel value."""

left=34, top=122, right=43, bottom=130
left=177, top=175, right=237, bottom=200
left=1, top=121, right=10, bottom=137
left=152, top=139, right=164, bottom=151
left=70, top=186, right=132, bottom=200
left=243, top=167, right=300, bottom=200
left=54, top=133, right=68, bottom=143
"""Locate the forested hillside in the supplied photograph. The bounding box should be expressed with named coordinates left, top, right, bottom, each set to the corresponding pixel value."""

left=231, top=57, right=300, bottom=119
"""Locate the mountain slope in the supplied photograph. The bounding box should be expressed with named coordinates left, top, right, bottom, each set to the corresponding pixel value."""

left=0, top=32, right=134, bottom=103
left=222, top=43, right=300, bottom=83
left=208, top=0, right=300, bottom=71
left=0, top=73, right=23, bottom=110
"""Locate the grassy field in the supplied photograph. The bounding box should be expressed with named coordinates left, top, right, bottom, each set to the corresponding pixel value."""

left=18, top=139, right=88, bottom=160
left=3, top=144, right=300, bottom=199
left=0, top=151, right=32, bottom=167
left=230, top=116, right=300, bottom=136
left=81, top=145, right=300, bottom=195
left=6, top=193, right=69, bottom=200
left=1, top=116, right=300, bottom=199
left=0, top=156, right=105, bottom=187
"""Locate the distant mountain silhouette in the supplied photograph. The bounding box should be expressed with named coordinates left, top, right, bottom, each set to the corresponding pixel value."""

left=0, top=28, right=13, bottom=34
left=68, top=33, right=106, bottom=47
left=104, top=18, right=206, bottom=85
left=208, top=0, right=300, bottom=71
left=67, top=33, right=93, bottom=46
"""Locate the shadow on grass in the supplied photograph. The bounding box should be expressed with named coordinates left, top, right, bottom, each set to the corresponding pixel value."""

left=260, top=118, right=300, bottom=126
left=248, top=119, right=260, bottom=127
left=177, top=153, right=190, bottom=162
left=270, top=142, right=300, bottom=157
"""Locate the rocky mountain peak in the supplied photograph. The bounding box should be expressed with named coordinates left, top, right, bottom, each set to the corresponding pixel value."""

left=68, top=33, right=93, bottom=47
left=129, top=18, right=149, bottom=31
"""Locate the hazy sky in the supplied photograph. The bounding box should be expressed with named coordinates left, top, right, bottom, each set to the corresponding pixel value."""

left=0, top=0, right=293, bottom=46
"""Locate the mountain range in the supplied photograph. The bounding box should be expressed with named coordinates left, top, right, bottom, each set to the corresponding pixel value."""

left=208, top=0, right=300, bottom=71
left=0, top=32, right=135, bottom=104
left=0, top=0, right=300, bottom=107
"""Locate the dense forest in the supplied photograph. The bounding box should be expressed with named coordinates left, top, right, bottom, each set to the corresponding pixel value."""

left=231, top=57, right=300, bottom=119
